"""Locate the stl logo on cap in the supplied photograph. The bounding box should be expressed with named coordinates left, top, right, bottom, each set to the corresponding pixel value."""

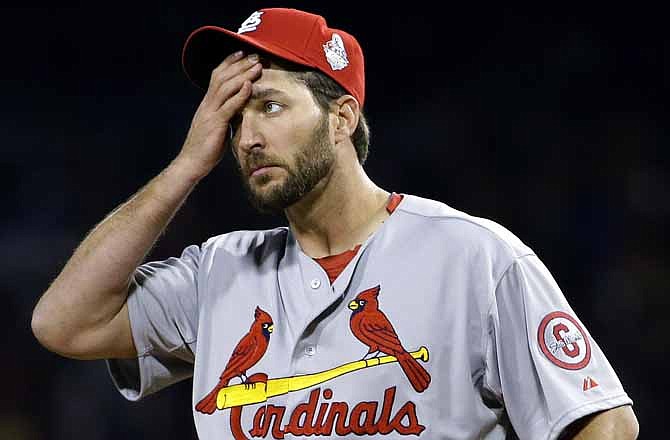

left=323, top=33, right=349, bottom=71
left=238, top=11, right=264, bottom=34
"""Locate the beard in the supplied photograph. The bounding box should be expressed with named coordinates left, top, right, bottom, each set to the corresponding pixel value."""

left=237, top=114, right=335, bottom=215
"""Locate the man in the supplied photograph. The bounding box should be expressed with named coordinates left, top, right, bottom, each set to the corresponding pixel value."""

left=32, top=7, right=638, bottom=439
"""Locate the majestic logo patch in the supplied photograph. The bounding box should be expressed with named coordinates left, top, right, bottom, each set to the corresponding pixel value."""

left=583, top=376, right=599, bottom=391
left=323, top=33, right=349, bottom=70
left=537, top=311, right=591, bottom=370
left=238, top=11, right=264, bottom=34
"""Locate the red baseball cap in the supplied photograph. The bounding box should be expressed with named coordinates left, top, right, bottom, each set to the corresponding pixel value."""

left=182, top=8, right=366, bottom=107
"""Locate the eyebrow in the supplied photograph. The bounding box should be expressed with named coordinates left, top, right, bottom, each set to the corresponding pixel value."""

left=250, top=87, right=290, bottom=101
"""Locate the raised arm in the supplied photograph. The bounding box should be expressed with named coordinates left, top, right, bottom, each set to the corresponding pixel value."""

left=31, top=51, right=261, bottom=360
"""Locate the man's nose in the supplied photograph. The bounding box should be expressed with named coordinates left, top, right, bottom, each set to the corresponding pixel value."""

left=233, top=113, right=264, bottom=154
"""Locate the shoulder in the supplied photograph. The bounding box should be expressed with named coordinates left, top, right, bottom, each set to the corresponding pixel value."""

left=394, top=193, right=535, bottom=261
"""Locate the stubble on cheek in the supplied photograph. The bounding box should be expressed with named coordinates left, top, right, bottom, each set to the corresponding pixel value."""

left=237, top=114, right=334, bottom=214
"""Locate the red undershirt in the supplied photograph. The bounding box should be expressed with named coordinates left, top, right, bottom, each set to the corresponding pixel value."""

left=312, top=192, right=403, bottom=283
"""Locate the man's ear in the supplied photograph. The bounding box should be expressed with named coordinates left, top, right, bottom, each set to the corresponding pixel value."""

left=332, top=95, right=360, bottom=144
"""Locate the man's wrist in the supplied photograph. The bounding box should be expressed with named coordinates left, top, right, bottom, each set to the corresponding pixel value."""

left=167, top=155, right=211, bottom=184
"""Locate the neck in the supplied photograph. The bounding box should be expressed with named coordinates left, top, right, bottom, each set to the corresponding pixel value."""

left=285, top=155, right=389, bottom=258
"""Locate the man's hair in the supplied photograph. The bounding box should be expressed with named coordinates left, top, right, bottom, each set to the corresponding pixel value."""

left=290, top=70, right=370, bottom=165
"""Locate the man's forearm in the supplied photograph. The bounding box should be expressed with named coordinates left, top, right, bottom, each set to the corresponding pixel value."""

left=32, top=50, right=259, bottom=359
left=31, top=157, right=203, bottom=357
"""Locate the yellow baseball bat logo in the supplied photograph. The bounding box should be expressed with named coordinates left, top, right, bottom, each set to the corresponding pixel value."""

left=217, top=346, right=429, bottom=410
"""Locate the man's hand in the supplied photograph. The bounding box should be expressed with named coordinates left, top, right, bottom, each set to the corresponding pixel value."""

left=177, top=50, right=262, bottom=180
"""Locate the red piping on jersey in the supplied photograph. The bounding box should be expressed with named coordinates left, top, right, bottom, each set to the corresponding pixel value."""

left=314, top=193, right=403, bottom=283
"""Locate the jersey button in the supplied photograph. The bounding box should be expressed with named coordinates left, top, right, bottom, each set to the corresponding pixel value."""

left=305, top=345, right=316, bottom=356
left=310, top=278, right=321, bottom=289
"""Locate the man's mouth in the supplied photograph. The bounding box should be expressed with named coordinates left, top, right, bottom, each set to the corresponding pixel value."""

left=249, top=164, right=281, bottom=177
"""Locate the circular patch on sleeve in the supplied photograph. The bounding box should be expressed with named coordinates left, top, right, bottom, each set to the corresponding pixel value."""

left=537, top=311, right=591, bottom=370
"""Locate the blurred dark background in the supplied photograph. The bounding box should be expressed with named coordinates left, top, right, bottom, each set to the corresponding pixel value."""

left=3, top=1, right=666, bottom=438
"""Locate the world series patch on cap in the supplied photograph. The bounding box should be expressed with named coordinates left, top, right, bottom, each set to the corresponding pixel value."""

left=182, top=8, right=366, bottom=107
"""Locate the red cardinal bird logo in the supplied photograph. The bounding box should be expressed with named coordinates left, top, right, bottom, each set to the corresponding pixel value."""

left=349, top=285, right=431, bottom=393
left=195, top=306, right=274, bottom=414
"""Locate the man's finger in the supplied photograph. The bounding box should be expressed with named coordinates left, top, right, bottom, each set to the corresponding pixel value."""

left=209, top=62, right=262, bottom=111
left=209, top=53, right=260, bottom=94
left=208, top=50, right=244, bottom=88
left=216, top=80, right=253, bottom=121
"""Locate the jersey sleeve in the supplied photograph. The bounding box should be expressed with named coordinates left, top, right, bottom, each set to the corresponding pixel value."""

left=106, top=244, right=201, bottom=401
left=483, top=254, right=632, bottom=440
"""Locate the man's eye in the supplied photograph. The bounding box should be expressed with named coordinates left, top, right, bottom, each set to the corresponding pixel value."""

left=264, top=102, right=282, bottom=113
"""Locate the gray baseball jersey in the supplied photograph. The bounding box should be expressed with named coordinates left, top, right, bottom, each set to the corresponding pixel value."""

left=107, top=194, right=632, bottom=439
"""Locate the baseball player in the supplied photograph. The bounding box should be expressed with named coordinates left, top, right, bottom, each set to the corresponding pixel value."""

left=32, top=7, right=638, bottom=439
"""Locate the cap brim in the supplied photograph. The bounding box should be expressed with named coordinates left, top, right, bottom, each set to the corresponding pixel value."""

left=182, top=26, right=316, bottom=91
